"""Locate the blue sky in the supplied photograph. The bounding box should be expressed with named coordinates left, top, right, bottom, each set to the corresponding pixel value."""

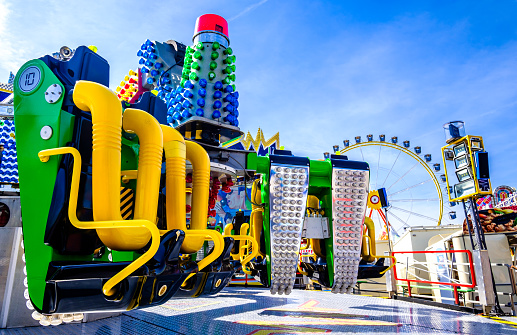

left=2, top=0, right=517, bottom=228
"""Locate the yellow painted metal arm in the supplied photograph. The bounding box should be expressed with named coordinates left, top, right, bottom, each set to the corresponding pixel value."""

left=73, top=81, right=150, bottom=250
left=161, top=125, right=187, bottom=234
left=122, top=108, right=163, bottom=223
left=39, top=147, right=160, bottom=297
left=184, top=140, right=210, bottom=253
left=121, top=170, right=138, bottom=183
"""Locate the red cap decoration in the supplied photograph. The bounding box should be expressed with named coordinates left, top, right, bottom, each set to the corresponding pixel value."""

left=194, top=14, right=229, bottom=39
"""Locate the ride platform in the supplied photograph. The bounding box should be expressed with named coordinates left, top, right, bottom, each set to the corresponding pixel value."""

left=1, top=287, right=516, bottom=334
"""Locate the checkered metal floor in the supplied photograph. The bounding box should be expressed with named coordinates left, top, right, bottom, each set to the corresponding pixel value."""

left=2, top=287, right=517, bottom=334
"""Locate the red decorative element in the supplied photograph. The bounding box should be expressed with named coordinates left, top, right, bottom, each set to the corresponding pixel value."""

left=212, top=177, right=221, bottom=187
left=209, top=197, right=216, bottom=209
left=194, top=14, right=229, bottom=38
left=209, top=209, right=216, bottom=217
left=186, top=205, right=191, bottom=213
left=186, top=173, right=193, bottom=183
left=226, top=177, right=234, bottom=187
left=222, top=182, right=231, bottom=193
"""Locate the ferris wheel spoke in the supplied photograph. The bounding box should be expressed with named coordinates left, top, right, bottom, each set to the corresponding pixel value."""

left=375, top=145, right=382, bottom=190
left=381, top=150, right=401, bottom=188
left=389, top=198, right=440, bottom=202
left=390, top=206, right=437, bottom=222
left=386, top=162, right=419, bottom=191
left=388, top=210, right=411, bottom=230
left=359, top=147, right=365, bottom=162
left=388, top=178, right=432, bottom=197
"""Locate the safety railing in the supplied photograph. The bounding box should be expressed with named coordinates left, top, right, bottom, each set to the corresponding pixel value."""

left=392, top=250, right=477, bottom=306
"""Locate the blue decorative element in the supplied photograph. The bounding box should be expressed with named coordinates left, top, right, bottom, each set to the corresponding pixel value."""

left=213, top=91, right=222, bottom=99
left=213, top=101, right=222, bottom=109
left=233, top=119, right=239, bottom=127
left=224, top=104, right=234, bottom=113
left=144, top=52, right=150, bottom=58
left=196, top=108, right=204, bottom=116
left=233, top=91, right=239, bottom=99
left=212, top=110, right=221, bottom=119
left=167, top=107, right=175, bottom=115
left=214, top=81, right=223, bottom=90
left=141, top=67, right=150, bottom=73
left=198, top=88, right=207, bottom=97
left=197, top=98, right=205, bottom=107
left=167, top=115, right=173, bottom=124
left=151, top=70, right=159, bottom=77
left=174, top=104, right=182, bottom=112
left=137, top=50, right=144, bottom=57
left=223, top=95, right=233, bottom=103
left=145, top=60, right=154, bottom=67
left=184, top=90, right=194, bottom=99
left=231, top=100, right=239, bottom=108
left=140, top=44, right=147, bottom=50
left=172, top=112, right=182, bottom=120
left=149, top=54, right=158, bottom=60
left=224, top=85, right=233, bottom=93
left=224, top=114, right=234, bottom=123
left=182, top=100, right=192, bottom=108
left=184, top=81, right=194, bottom=89
left=199, top=79, right=207, bottom=88
left=155, top=62, right=163, bottom=69
left=139, top=58, right=145, bottom=65
left=181, top=110, right=192, bottom=119
left=233, top=109, right=239, bottom=117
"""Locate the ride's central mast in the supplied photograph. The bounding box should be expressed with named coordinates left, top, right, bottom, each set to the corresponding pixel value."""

left=172, top=14, right=241, bottom=146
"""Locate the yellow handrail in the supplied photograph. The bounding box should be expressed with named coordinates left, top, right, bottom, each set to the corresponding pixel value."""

left=39, top=147, right=160, bottom=297
left=181, top=229, right=225, bottom=283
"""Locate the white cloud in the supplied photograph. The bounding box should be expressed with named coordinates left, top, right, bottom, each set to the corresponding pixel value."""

left=229, top=0, right=269, bottom=21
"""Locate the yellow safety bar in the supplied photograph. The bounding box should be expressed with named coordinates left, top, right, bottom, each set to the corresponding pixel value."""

left=123, top=108, right=163, bottom=224
left=161, top=125, right=187, bottom=236
left=231, top=235, right=259, bottom=275
left=224, top=223, right=233, bottom=236
left=250, top=180, right=265, bottom=258
left=181, top=229, right=225, bottom=283
left=73, top=81, right=150, bottom=250
left=39, top=147, right=160, bottom=297
left=184, top=140, right=210, bottom=253
left=361, top=234, right=396, bottom=275
left=361, top=217, right=376, bottom=263
left=229, top=223, right=248, bottom=260
left=121, top=170, right=138, bottom=183
left=307, top=195, right=326, bottom=259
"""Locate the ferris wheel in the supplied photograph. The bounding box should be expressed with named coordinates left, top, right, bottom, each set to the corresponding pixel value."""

left=327, top=134, right=458, bottom=239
